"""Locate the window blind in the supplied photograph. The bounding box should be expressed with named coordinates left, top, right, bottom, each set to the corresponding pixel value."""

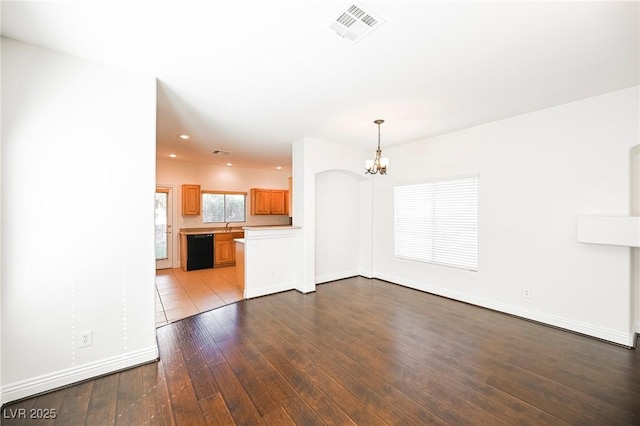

left=394, top=177, right=478, bottom=271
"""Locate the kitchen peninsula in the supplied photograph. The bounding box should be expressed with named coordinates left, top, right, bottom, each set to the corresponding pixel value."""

left=179, top=225, right=302, bottom=299
left=237, top=226, right=302, bottom=299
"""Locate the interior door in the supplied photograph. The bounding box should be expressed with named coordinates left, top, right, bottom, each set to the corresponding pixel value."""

left=155, top=187, right=173, bottom=269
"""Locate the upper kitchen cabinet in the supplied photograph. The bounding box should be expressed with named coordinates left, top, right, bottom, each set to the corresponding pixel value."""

left=270, top=190, right=287, bottom=215
left=288, top=177, right=292, bottom=218
left=250, top=188, right=288, bottom=215
left=182, top=184, right=201, bottom=216
left=251, top=188, right=272, bottom=215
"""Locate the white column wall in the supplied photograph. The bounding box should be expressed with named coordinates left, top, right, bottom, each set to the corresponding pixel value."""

left=1, top=39, right=158, bottom=403
left=292, top=137, right=371, bottom=293
left=372, top=87, right=639, bottom=346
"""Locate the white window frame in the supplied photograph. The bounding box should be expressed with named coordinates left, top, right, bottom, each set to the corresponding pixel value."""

left=394, top=175, right=479, bottom=271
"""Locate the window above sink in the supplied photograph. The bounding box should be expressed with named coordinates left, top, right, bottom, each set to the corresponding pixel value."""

left=202, top=191, right=246, bottom=223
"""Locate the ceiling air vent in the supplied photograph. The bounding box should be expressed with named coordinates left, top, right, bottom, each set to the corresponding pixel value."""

left=328, top=2, right=385, bottom=43
left=212, top=149, right=230, bottom=155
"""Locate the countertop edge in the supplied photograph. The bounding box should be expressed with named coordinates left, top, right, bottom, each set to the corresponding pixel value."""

left=242, top=226, right=301, bottom=231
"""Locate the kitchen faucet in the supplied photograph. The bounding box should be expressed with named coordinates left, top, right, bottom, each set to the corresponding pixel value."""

left=225, top=222, right=230, bottom=231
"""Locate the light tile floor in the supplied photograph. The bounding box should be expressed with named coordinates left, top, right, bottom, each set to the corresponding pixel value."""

left=155, top=265, right=243, bottom=327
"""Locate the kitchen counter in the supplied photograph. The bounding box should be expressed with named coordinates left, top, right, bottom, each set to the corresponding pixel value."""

left=179, top=225, right=296, bottom=235
left=179, top=227, right=243, bottom=235
left=242, top=226, right=301, bottom=231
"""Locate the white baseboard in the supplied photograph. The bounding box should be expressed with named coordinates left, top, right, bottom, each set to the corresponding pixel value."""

left=375, top=272, right=636, bottom=347
left=1, top=345, right=158, bottom=405
left=315, top=270, right=360, bottom=284
left=245, top=281, right=295, bottom=299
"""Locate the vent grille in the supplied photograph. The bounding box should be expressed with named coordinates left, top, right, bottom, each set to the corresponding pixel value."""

left=212, top=149, right=230, bottom=155
left=361, top=15, right=377, bottom=26
left=328, top=2, right=385, bottom=43
left=337, top=13, right=356, bottom=28
left=347, top=5, right=365, bottom=19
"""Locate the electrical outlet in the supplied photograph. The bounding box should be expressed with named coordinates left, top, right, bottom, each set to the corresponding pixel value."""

left=79, top=330, right=93, bottom=348
left=523, top=288, right=531, bottom=299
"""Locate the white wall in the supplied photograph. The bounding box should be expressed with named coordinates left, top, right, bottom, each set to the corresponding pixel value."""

left=0, top=69, right=3, bottom=403
left=372, top=87, right=639, bottom=346
left=315, top=170, right=361, bottom=283
left=156, top=159, right=291, bottom=268
left=1, top=38, right=158, bottom=403
left=632, top=145, right=640, bottom=336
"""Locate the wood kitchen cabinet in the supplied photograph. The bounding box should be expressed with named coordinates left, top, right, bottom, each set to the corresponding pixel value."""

left=288, top=176, right=292, bottom=218
left=182, top=184, right=201, bottom=216
left=250, top=188, right=289, bottom=215
left=251, top=189, right=272, bottom=215
left=214, top=231, right=244, bottom=267
left=270, top=190, right=287, bottom=215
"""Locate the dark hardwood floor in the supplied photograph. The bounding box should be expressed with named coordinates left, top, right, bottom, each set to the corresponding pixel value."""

left=3, top=276, right=640, bottom=425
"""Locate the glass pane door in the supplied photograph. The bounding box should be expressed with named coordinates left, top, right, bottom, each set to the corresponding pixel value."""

left=155, top=187, right=173, bottom=269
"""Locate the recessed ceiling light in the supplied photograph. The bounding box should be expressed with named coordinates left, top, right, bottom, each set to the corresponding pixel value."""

left=276, top=166, right=283, bottom=170
left=169, top=154, right=177, bottom=158
left=226, top=162, right=233, bottom=167
left=178, top=134, right=190, bottom=140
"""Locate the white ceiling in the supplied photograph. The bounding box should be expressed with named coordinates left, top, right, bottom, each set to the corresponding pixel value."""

left=2, top=1, right=638, bottom=171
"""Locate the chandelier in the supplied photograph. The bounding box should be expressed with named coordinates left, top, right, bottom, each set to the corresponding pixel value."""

left=365, top=119, right=389, bottom=175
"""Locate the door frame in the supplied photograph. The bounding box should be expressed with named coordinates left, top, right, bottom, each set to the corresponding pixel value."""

left=155, top=184, right=176, bottom=269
